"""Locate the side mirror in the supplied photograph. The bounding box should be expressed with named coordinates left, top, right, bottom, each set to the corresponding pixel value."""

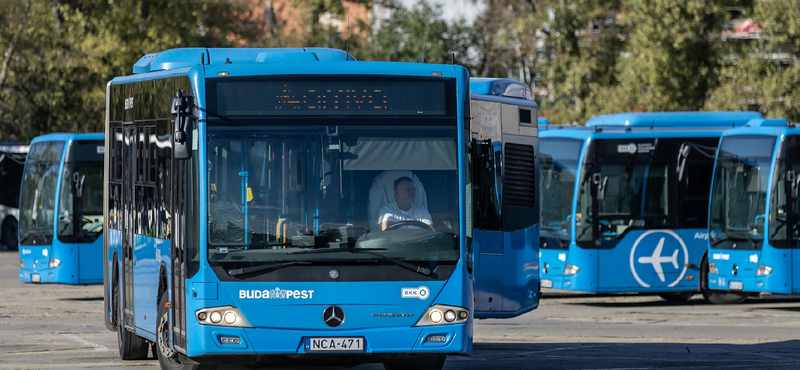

left=593, top=173, right=607, bottom=201
left=787, top=170, right=799, bottom=199
left=171, top=89, right=194, bottom=160
left=73, top=172, right=85, bottom=199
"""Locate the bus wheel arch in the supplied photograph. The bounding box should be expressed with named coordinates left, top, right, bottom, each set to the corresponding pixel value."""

left=700, top=253, right=748, bottom=304
left=1, top=216, right=18, bottom=251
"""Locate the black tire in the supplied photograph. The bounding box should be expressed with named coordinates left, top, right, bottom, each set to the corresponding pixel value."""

left=117, top=300, right=149, bottom=360
left=156, top=293, right=217, bottom=370
left=1, top=217, right=18, bottom=251
left=700, top=254, right=748, bottom=305
left=384, top=356, right=446, bottom=370
left=658, top=291, right=695, bottom=302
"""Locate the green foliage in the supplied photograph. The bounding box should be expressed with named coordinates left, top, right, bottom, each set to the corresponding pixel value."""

left=705, top=0, right=800, bottom=121
left=367, top=0, right=472, bottom=65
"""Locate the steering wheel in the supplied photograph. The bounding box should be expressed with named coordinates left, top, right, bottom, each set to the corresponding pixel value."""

left=386, top=220, right=434, bottom=231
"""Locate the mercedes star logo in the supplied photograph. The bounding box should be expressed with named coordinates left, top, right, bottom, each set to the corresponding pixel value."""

left=329, top=269, right=339, bottom=279
left=323, top=306, right=345, bottom=328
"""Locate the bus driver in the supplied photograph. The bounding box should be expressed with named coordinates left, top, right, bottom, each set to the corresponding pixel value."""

left=378, top=176, right=434, bottom=231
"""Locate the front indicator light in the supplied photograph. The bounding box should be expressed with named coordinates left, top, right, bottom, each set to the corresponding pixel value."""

left=756, top=264, right=773, bottom=277
left=416, top=304, right=469, bottom=326
left=223, top=311, right=237, bottom=324
left=563, top=264, right=580, bottom=276
left=429, top=310, right=443, bottom=324
left=49, top=258, right=61, bottom=269
left=708, top=262, right=719, bottom=275
left=196, top=306, right=252, bottom=327
left=210, top=311, right=222, bottom=323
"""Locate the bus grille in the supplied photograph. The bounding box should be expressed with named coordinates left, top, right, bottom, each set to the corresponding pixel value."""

left=504, top=143, right=536, bottom=208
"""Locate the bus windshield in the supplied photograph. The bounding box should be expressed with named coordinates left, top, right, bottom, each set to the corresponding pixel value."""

left=577, top=139, right=669, bottom=244
left=539, top=138, right=582, bottom=248
left=206, top=121, right=461, bottom=270
left=57, top=140, right=104, bottom=243
left=19, top=141, right=65, bottom=245
left=710, top=136, right=775, bottom=250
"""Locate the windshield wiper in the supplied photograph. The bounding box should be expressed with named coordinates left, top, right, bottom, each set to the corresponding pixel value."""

left=286, top=248, right=432, bottom=276
left=227, top=260, right=311, bottom=277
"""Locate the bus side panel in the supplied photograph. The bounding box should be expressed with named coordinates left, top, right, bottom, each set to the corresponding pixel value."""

left=133, top=234, right=159, bottom=339
left=501, top=225, right=539, bottom=314
left=107, top=228, right=122, bottom=324
left=473, top=229, right=504, bottom=314
left=78, top=236, right=104, bottom=284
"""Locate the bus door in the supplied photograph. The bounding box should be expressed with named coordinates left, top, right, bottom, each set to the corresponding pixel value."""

left=121, top=126, right=136, bottom=329
left=778, top=136, right=800, bottom=292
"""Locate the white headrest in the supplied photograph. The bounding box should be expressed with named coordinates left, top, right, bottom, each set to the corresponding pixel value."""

left=367, top=170, right=428, bottom=228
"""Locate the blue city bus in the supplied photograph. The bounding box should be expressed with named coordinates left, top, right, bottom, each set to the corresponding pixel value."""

left=102, top=48, right=539, bottom=370
left=706, top=118, right=800, bottom=303
left=468, top=78, right=540, bottom=318
left=18, top=133, right=105, bottom=284
left=538, top=112, right=761, bottom=302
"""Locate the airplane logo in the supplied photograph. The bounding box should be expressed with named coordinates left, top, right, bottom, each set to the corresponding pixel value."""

left=637, top=237, right=679, bottom=283
left=629, top=230, right=689, bottom=288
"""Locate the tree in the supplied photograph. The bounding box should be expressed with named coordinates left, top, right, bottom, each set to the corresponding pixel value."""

left=705, top=0, right=800, bottom=121
left=367, top=0, right=473, bottom=65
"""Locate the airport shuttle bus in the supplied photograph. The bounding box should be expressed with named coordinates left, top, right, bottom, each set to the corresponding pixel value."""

left=103, top=48, right=539, bottom=370
left=468, top=78, right=540, bottom=318
left=18, top=133, right=105, bottom=284
left=538, top=112, right=761, bottom=302
left=706, top=118, right=800, bottom=303
left=0, top=143, right=28, bottom=251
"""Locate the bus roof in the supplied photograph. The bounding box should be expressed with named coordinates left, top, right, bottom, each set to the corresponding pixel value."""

left=585, top=111, right=762, bottom=128
left=540, top=125, right=735, bottom=140
left=30, top=133, right=104, bottom=145
left=133, top=47, right=356, bottom=74
left=469, top=78, right=537, bottom=108
left=720, top=118, right=800, bottom=137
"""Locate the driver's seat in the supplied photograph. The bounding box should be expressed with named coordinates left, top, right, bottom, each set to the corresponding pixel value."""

left=367, top=171, right=428, bottom=229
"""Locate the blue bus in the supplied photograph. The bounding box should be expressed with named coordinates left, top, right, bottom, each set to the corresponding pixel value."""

left=538, top=112, right=761, bottom=301
left=706, top=118, right=800, bottom=303
left=18, top=133, right=105, bottom=284
left=468, top=78, right=540, bottom=318
left=103, top=48, right=539, bottom=369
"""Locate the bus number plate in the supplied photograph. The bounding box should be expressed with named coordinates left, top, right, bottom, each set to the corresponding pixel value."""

left=305, top=337, right=364, bottom=352
left=541, top=279, right=553, bottom=288
left=31, top=274, right=40, bottom=283
left=729, top=281, right=743, bottom=291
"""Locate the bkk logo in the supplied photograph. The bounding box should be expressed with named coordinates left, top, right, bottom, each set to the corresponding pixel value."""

left=239, top=288, right=315, bottom=299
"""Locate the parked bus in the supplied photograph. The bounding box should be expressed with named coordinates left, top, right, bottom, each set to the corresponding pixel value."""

left=18, top=133, right=105, bottom=284
left=468, top=78, right=540, bottom=318
left=706, top=118, right=800, bottom=303
left=539, top=112, right=761, bottom=302
left=0, top=143, right=28, bottom=251
left=103, top=48, right=539, bottom=370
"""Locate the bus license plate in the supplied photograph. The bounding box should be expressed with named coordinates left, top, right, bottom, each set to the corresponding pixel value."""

left=305, top=337, right=364, bottom=352
left=729, top=281, right=743, bottom=290
left=541, top=279, right=553, bottom=288
left=31, top=274, right=40, bottom=283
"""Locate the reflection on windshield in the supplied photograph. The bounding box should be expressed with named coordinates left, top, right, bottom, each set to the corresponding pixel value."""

left=19, top=141, right=65, bottom=245
left=206, top=123, right=460, bottom=267
left=57, top=140, right=104, bottom=243
left=539, top=138, right=582, bottom=248
left=709, top=136, right=775, bottom=249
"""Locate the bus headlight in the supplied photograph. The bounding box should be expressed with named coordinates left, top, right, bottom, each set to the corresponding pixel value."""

left=196, top=306, right=251, bottom=327
left=49, top=258, right=61, bottom=269
left=19, top=259, right=24, bottom=268
left=708, top=262, right=718, bottom=275
left=416, top=304, right=469, bottom=326
left=563, top=264, right=580, bottom=276
left=756, top=264, right=773, bottom=277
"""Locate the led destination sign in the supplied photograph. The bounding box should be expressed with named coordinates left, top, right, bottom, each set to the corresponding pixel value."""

left=209, top=79, right=451, bottom=117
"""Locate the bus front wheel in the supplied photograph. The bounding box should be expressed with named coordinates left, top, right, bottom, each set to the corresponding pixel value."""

left=384, top=356, right=446, bottom=370
left=156, top=294, right=217, bottom=370
left=700, top=255, right=748, bottom=304
left=658, top=291, right=695, bottom=302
